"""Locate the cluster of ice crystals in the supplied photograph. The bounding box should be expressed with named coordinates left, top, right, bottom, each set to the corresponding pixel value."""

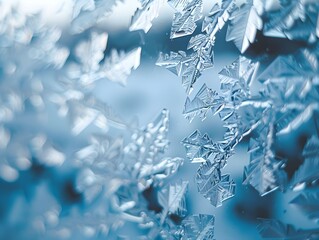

left=169, top=0, right=203, bottom=39
left=155, top=1, right=319, bottom=237
left=0, top=2, right=191, bottom=239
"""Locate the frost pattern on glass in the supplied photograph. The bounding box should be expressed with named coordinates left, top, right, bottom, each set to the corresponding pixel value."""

left=55, top=110, right=185, bottom=238
left=243, top=122, right=287, bottom=196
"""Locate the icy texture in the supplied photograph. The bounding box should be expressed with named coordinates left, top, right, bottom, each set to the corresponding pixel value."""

left=258, top=219, right=319, bottom=239
left=130, top=0, right=167, bottom=33
left=72, top=32, right=141, bottom=87
left=226, top=0, right=263, bottom=53
left=243, top=123, right=287, bottom=196
left=156, top=44, right=214, bottom=94
left=181, top=214, right=215, bottom=240
left=291, top=136, right=319, bottom=190
left=196, top=161, right=235, bottom=207
left=103, top=47, right=142, bottom=86
left=60, top=110, right=185, bottom=238
left=71, top=0, right=124, bottom=33
left=290, top=191, right=319, bottom=222
left=169, top=0, right=203, bottom=39
left=182, top=130, right=215, bottom=163
left=263, top=0, right=319, bottom=42
left=0, top=3, right=179, bottom=239
left=183, top=84, right=223, bottom=122
left=158, top=181, right=188, bottom=224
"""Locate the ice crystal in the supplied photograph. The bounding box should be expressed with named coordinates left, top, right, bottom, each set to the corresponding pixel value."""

left=102, top=47, right=142, bottom=86
left=196, top=161, right=235, bottom=207
left=291, top=136, right=319, bottom=190
left=130, top=0, right=166, bottom=33
left=71, top=0, right=124, bottom=34
left=263, top=0, right=319, bottom=42
left=226, top=0, right=263, bottom=53
left=157, top=0, right=263, bottom=93
left=181, top=214, right=215, bottom=240
left=182, top=130, right=215, bottom=163
left=183, top=84, right=223, bottom=122
left=243, top=123, right=287, bottom=196
left=290, top=191, right=319, bottom=222
left=169, top=0, right=203, bottom=39
left=72, top=32, right=141, bottom=87
left=257, top=219, right=319, bottom=239
left=57, top=110, right=184, bottom=238
left=158, top=181, right=188, bottom=224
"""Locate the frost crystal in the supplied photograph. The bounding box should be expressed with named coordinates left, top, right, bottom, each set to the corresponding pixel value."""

left=197, top=161, right=235, bottom=207
left=290, top=191, right=319, bottom=222
left=181, top=214, right=215, bottom=240
left=72, top=32, right=141, bottom=86
left=169, top=0, right=203, bottom=39
left=71, top=0, right=124, bottom=33
left=182, top=130, right=215, bottom=163
left=226, top=0, right=263, bottom=53
left=158, top=181, right=188, bottom=224
left=243, top=123, right=287, bottom=196
left=130, top=0, right=166, bottom=33
left=183, top=84, right=223, bottom=122
left=291, top=136, right=319, bottom=190
left=157, top=0, right=263, bottom=93
left=257, top=219, right=319, bottom=239
left=263, top=0, right=319, bottom=42
left=102, top=47, right=142, bottom=86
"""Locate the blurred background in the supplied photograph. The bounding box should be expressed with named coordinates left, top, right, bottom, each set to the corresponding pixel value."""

left=0, top=0, right=318, bottom=239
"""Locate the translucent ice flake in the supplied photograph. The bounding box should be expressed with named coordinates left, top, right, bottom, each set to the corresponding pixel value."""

left=102, top=47, right=142, bottom=86
left=169, top=0, right=203, bottom=39
left=182, top=130, right=215, bottom=163
left=71, top=0, right=124, bottom=34
left=202, top=0, right=236, bottom=38
left=218, top=56, right=258, bottom=98
left=72, top=33, right=141, bottom=86
left=196, top=161, right=235, bottom=207
left=291, top=136, right=319, bottom=190
left=263, top=0, right=319, bottom=43
left=290, top=191, right=319, bottom=222
left=181, top=214, right=215, bottom=240
left=125, top=109, right=169, bottom=162
left=257, top=219, right=319, bottom=240
left=183, top=84, right=224, bottom=122
left=156, top=49, right=213, bottom=94
left=65, top=95, right=127, bottom=135
left=226, top=0, right=263, bottom=53
left=74, top=32, right=108, bottom=79
left=243, top=123, right=287, bottom=196
left=130, top=0, right=167, bottom=33
left=158, top=181, right=188, bottom=224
